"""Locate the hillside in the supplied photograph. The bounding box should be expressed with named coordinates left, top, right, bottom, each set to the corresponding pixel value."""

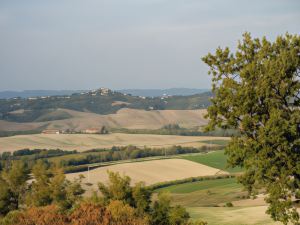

left=0, top=88, right=212, bottom=123
left=0, top=108, right=208, bottom=133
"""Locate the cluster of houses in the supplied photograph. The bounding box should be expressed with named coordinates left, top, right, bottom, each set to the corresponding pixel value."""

left=42, top=126, right=108, bottom=135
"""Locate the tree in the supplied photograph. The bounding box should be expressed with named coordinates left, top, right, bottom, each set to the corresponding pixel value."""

left=132, top=181, right=151, bottom=215
left=151, top=192, right=172, bottom=225
left=202, top=33, right=300, bottom=224
left=169, top=205, right=190, bottom=225
left=98, top=171, right=133, bottom=205
left=0, top=161, right=29, bottom=214
left=0, top=178, right=15, bottom=215
left=27, top=160, right=84, bottom=209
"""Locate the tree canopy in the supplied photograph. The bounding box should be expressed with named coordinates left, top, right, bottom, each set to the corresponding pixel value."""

left=203, top=33, right=300, bottom=224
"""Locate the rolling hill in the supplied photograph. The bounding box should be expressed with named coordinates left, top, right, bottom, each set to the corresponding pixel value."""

left=0, top=88, right=212, bottom=123
left=0, top=108, right=208, bottom=132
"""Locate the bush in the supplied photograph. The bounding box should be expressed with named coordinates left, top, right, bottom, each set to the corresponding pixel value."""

left=225, top=202, right=233, bottom=207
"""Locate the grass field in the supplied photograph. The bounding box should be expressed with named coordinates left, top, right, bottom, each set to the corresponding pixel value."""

left=66, top=158, right=227, bottom=186
left=156, top=178, right=245, bottom=207
left=156, top=177, right=241, bottom=194
left=188, top=206, right=281, bottom=225
left=0, top=133, right=229, bottom=152
left=155, top=177, right=280, bottom=225
left=182, top=150, right=243, bottom=173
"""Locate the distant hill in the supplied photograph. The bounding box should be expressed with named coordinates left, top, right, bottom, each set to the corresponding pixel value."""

left=0, top=108, right=208, bottom=133
left=0, top=88, right=210, bottom=99
left=0, top=90, right=86, bottom=99
left=118, top=88, right=210, bottom=97
left=0, top=88, right=212, bottom=123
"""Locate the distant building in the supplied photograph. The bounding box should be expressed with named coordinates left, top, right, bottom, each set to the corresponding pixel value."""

left=85, top=128, right=100, bottom=134
left=42, top=129, right=60, bottom=134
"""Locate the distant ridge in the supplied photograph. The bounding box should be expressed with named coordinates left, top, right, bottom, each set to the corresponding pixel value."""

left=0, top=90, right=86, bottom=99
left=0, top=88, right=210, bottom=99
left=117, top=88, right=210, bottom=97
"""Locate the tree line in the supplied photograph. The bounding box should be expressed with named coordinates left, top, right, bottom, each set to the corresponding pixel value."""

left=0, top=145, right=222, bottom=173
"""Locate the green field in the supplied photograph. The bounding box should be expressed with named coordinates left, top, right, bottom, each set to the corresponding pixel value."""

left=155, top=177, right=276, bottom=225
left=182, top=150, right=243, bottom=173
left=156, top=177, right=242, bottom=194
left=156, top=178, right=246, bottom=207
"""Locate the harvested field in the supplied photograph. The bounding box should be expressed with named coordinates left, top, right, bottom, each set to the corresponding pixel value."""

left=188, top=206, right=282, bottom=225
left=0, top=133, right=229, bottom=152
left=0, top=108, right=208, bottom=131
left=66, top=159, right=228, bottom=186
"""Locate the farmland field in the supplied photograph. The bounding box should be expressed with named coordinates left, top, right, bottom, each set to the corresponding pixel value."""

left=156, top=177, right=245, bottom=207
left=66, top=158, right=228, bottom=186
left=155, top=177, right=279, bottom=225
left=182, top=150, right=243, bottom=173
left=0, top=133, right=229, bottom=152
left=188, top=206, right=281, bottom=225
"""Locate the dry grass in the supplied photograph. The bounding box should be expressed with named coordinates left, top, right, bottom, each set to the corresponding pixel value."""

left=0, top=108, right=208, bottom=131
left=188, top=206, right=282, bottom=225
left=0, top=133, right=229, bottom=152
left=66, top=158, right=228, bottom=187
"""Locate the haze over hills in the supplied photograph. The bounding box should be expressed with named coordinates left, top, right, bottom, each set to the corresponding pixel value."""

left=0, top=88, right=210, bottom=99
left=0, top=88, right=212, bottom=134
left=0, top=88, right=212, bottom=122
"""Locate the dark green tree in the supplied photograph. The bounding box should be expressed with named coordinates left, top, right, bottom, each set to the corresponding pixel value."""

left=202, top=33, right=300, bottom=224
left=132, top=181, right=151, bottom=215
left=27, top=160, right=84, bottom=210
left=98, top=171, right=133, bottom=205
left=0, top=161, right=29, bottom=215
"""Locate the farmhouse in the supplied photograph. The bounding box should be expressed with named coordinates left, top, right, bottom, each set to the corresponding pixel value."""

left=42, top=129, right=60, bottom=134
left=84, top=128, right=100, bottom=134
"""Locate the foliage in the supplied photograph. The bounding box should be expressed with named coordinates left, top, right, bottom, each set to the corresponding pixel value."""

left=60, top=145, right=213, bottom=169
left=0, top=161, right=29, bottom=215
left=225, top=202, right=233, bottom=207
left=98, top=171, right=195, bottom=225
left=26, top=161, right=85, bottom=210
left=0, top=145, right=219, bottom=173
left=203, top=32, right=300, bottom=224
left=111, top=126, right=239, bottom=137
left=0, top=162, right=206, bottom=224
left=9, top=202, right=150, bottom=225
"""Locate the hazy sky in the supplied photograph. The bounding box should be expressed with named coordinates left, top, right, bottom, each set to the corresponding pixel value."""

left=0, top=0, right=299, bottom=91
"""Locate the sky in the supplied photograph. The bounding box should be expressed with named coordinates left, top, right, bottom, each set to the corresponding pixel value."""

left=0, top=0, right=299, bottom=91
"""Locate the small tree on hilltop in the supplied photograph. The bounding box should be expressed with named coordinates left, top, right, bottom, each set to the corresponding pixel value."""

left=202, top=33, right=300, bottom=224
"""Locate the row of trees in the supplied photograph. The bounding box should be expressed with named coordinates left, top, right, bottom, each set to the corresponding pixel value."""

left=0, top=160, right=206, bottom=224
left=0, top=145, right=220, bottom=173
left=61, top=145, right=213, bottom=168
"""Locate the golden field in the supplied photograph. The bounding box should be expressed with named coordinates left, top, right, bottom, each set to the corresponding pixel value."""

left=0, top=133, right=229, bottom=152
